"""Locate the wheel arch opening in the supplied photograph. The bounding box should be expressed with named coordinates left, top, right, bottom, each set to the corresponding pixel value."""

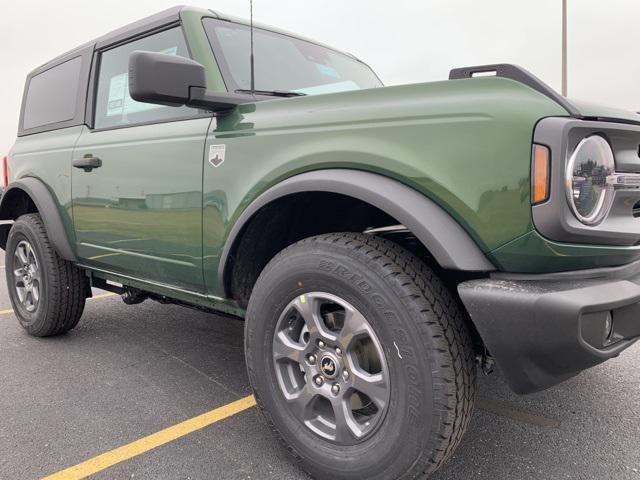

left=224, top=190, right=485, bottom=304
left=0, top=187, right=39, bottom=250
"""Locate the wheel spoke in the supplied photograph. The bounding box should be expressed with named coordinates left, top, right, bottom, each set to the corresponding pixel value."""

left=337, top=308, right=371, bottom=349
left=13, top=267, right=24, bottom=278
left=15, top=285, right=25, bottom=302
left=292, top=296, right=333, bottom=339
left=15, top=244, right=28, bottom=265
left=287, top=385, right=316, bottom=419
left=31, top=283, right=40, bottom=303
left=273, top=331, right=305, bottom=364
left=331, top=398, right=361, bottom=442
left=350, top=371, right=389, bottom=410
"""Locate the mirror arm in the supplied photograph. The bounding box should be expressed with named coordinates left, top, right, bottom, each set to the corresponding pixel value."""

left=187, top=86, right=255, bottom=112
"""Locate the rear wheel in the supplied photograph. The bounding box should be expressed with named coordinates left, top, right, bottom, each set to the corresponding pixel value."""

left=245, top=232, right=476, bottom=480
left=5, top=213, right=88, bottom=337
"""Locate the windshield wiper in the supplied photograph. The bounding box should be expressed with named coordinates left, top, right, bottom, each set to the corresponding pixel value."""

left=235, top=89, right=306, bottom=97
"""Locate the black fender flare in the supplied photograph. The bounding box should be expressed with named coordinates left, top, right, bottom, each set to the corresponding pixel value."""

left=0, top=178, right=77, bottom=261
left=218, top=169, right=495, bottom=294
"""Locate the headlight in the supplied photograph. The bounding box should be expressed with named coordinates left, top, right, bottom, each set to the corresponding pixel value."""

left=565, top=135, right=615, bottom=225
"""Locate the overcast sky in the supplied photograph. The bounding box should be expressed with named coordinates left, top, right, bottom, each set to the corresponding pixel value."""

left=1, top=0, right=639, bottom=155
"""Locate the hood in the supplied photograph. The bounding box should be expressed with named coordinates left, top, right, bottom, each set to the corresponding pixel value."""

left=569, top=99, right=640, bottom=125
left=446, top=63, right=640, bottom=126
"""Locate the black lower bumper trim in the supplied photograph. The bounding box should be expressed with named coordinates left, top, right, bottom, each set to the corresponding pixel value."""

left=458, top=262, right=640, bottom=394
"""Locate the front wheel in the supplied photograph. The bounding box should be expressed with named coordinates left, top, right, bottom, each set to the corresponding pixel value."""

left=245, top=233, right=476, bottom=480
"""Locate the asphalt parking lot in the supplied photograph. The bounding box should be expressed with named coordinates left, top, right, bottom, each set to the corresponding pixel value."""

left=0, top=267, right=638, bottom=480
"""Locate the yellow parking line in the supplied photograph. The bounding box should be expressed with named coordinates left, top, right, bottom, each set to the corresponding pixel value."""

left=41, top=395, right=257, bottom=480
left=89, top=292, right=116, bottom=300
left=87, top=253, right=121, bottom=260
left=0, top=292, right=116, bottom=316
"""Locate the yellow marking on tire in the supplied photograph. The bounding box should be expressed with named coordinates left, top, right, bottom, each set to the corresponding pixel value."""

left=0, top=292, right=116, bottom=316
left=41, top=395, right=257, bottom=480
left=300, top=294, right=306, bottom=304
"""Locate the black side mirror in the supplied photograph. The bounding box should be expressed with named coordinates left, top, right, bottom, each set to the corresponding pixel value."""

left=128, top=51, right=206, bottom=106
left=128, top=51, right=254, bottom=113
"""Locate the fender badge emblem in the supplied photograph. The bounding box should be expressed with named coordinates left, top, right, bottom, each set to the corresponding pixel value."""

left=209, top=144, right=226, bottom=167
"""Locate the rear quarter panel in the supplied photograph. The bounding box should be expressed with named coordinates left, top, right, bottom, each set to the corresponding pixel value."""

left=8, top=126, right=84, bottom=251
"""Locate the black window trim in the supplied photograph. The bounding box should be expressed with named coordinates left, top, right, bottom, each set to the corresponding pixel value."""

left=86, top=21, right=210, bottom=133
left=17, top=45, right=94, bottom=137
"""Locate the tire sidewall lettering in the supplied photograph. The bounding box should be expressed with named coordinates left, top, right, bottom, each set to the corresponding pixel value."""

left=318, top=259, right=425, bottom=414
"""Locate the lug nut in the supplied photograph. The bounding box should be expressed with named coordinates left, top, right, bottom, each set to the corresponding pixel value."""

left=335, top=347, right=342, bottom=356
left=307, top=354, right=316, bottom=365
left=342, top=370, right=350, bottom=380
left=314, top=376, right=324, bottom=386
left=318, top=340, right=326, bottom=348
left=331, top=384, right=340, bottom=395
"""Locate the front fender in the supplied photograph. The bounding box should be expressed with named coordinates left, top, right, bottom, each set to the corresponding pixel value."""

left=219, top=169, right=495, bottom=294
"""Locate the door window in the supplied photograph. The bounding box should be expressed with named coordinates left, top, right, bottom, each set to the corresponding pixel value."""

left=94, top=26, right=197, bottom=129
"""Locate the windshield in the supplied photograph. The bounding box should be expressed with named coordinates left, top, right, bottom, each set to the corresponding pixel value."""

left=203, top=18, right=383, bottom=95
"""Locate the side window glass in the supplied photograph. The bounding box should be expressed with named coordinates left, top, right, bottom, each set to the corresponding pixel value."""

left=23, top=56, right=83, bottom=130
left=94, top=26, right=196, bottom=129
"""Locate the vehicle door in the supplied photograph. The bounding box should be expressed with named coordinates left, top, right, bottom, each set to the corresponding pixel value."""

left=71, top=26, right=211, bottom=292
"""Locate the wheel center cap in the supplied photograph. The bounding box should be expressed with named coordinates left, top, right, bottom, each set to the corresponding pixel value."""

left=320, top=354, right=339, bottom=379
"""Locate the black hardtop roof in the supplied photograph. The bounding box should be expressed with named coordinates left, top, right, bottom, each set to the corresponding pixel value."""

left=29, top=4, right=358, bottom=76
left=31, top=6, right=189, bottom=75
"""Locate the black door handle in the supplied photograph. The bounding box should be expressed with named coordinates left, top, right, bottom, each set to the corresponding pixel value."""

left=73, top=156, right=102, bottom=172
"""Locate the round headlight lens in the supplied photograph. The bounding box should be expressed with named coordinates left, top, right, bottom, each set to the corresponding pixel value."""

left=565, top=135, right=615, bottom=225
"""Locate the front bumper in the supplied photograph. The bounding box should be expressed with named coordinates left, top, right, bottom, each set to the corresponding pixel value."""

left=458, top=260, right=640, bottom=394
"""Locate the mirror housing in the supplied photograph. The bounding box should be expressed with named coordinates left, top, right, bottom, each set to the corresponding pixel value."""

left=128, top=51, right=206, bottom=106
left=128, top=51, right=253, bottom=113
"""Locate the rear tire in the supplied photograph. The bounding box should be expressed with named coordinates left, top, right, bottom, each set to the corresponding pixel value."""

left=5, top=213, right=88, bottom=337
left=245, top=232, right=476, bottom=480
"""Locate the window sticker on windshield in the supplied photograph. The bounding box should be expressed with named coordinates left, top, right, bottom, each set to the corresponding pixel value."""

left=315, top=64, right=340, bottom=79
left=106, top=46, right=178, bottom=117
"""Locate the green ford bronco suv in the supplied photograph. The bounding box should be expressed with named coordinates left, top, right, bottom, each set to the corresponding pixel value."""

left=3, top=5, right=640, bottom=479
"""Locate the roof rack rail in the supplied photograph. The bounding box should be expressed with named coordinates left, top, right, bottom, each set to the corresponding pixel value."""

left=449, top=63, right=581, bottom=118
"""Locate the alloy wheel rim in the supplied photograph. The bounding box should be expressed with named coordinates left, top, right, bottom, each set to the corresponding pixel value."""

left=13, top=240, right=41, bottom=313
left=272, top=292, right=390, bottom=445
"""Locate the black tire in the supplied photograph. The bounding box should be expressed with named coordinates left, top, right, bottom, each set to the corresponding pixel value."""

left=5, top=213, right=88, bottom=337
left=245, top=232, right=476, bottom=480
